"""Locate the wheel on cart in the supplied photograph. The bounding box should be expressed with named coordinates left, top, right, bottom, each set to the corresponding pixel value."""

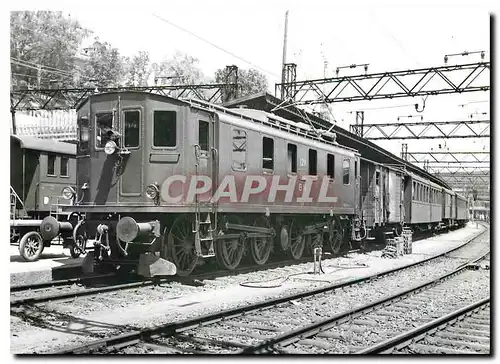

left=19, top=231, right=44, bottom=262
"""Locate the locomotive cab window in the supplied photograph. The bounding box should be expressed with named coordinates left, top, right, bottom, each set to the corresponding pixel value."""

left=47, top=154, right=56, bottom=176
left=262, top=137, right=274, bottom=171
left=343, top=159, right=350, bottom=185
left=327, top=154, right=335, bottom=179
left=308, top=149, right=317, bottom=175
left=96, top=112, right=114, bottom=148
left=232, top=128, right=247, bottom=171
left=78, top=115, right=89, bottom=152
left=60, top=157, right=69, bottom=177
left=124, top=110, right=140, bottom=148
left=153, top=111, right=176, bottom=147
left=199, top=120, right=209, bottom=151
left=287, top=143, right=297, bottom=174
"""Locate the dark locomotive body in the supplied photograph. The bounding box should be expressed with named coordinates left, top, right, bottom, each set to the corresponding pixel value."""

left=10, top=135, right=77, bottom=261
left=63, top=91, right=468, bottom=276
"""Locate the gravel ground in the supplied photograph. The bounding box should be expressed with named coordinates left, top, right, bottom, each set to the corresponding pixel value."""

left=10, top=224, right=487, bottom=354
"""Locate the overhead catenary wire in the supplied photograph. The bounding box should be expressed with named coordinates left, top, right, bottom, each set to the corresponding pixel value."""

left=151, top=13, right=280, bottom=79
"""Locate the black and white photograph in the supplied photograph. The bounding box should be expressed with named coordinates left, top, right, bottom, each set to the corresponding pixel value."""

left=7, top=0, right=491, bottom=356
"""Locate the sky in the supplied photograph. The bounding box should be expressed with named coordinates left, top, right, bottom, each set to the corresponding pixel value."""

left=59, top=0, right=492, bottom=159
left=4, top=0, right=494, bottom=163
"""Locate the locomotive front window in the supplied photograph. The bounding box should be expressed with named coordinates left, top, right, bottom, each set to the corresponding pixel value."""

left=327, top=154, right=335, bottom=179
left=287, top=143, right=297, bottom=174
left=199, top=120, right=209, bottom=151
left=232, top=128, right=247, bottom=171
left=124, top=110, right=140, bottom=148
left=60, top=157, right=69, bottom=177
left=47, top=154, right=56, bottom=176
left=153, top=111, right=176, bottom=147
left=262, top=137, right=274, bottom=171
left=96, top=112, right=113, bottom=148
left=343, top=158, right=350, bottom=185
left=308, top=149, right=317, bottom=175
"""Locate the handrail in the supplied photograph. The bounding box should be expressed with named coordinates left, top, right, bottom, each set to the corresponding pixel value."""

left=10, top=186, right=26, bottom=214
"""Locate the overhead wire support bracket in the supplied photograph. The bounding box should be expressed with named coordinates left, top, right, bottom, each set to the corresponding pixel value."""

left=274, top=62, right=490, bottom=105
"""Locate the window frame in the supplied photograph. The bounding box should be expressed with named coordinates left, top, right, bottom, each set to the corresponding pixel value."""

left=151, top=109, right=178, bottom=149
left=122, top=108, right=141, bottom=150
left=342, top=158, right=351, bottom=185
left=231, top=128, right=247, bottom=172
left=47, top=154, right=57, bottom=177
left=327, top=153, right=335, bottom=180
left=287, top=143, right=298, bottom=174
left=308, top=149, right=318, bottom=176
left=198, top=119, right=210, bottom=152
left=95, top=111, right=114, bottom=151
left=262, top=136, right=275, bottom=173
left=60, top=156, right=69, bottom=178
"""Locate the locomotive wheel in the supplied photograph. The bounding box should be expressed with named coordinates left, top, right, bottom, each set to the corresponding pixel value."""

left=329, top=217, right=343, bottom=255
left=166, top=215, right=198, bottom=276
left=288, top=221, right=305, bottom=260
left=19, top=231, right=44, bottom=262
left=249, top=216, right=273, bottom=265
left=215, top=216, right=245, bottom=271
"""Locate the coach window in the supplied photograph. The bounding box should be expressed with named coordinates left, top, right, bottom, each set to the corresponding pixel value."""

left=412, top=182, right=416, bottom=200
left=354, top=160, right=358, bottom=179
left=47, top=154, right=56, bottom=176
left=199, top=120, right=209, bottom=151
left=232, top=128, right=247, bottom=171
left=60, top=157, right=69, bottom=177
left=124, top=110, right=140, bottom=148
left=327, top=154, right=335, bottom=179
left=262, top=137, right=274, bottom=171
left=287, top=143, right=297, bottom=174
left=375, top=171, right=380, bottom=186
left=153, top=111, right=177, bottom=147
left=96, top=112, right=113, bottom=148
left=343, top=159, right=350, bottom=185
left=308, top=149, right=317, bottom=175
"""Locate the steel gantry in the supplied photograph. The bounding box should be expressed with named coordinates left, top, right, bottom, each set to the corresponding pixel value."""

left=10, top=83, right=237, bottom=111
left=350, top=119, right=490, bottom=140
left=275, top=62, right=490, bottom=105
left=405, top=151, right=490, bottom=164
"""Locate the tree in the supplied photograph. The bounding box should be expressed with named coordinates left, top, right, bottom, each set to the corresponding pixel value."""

left=10, top=11, right=91, bottom=88
left=81, top=38, right=125, bottom=87
left=151, top=51, right=207, bottom=85
left=215, top=67, right=268, bottom=98
left=124, top=51, right=152, bottom=87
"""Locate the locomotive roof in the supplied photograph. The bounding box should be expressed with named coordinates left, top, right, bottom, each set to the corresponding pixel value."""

left=223, top=92, right=452, bottom=190
left=11, top=135, right=76, bottom=155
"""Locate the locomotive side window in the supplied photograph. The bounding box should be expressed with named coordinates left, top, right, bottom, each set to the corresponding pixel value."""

left=60, top=157, right=69, bottom=177
left=354, top=160, right=358, bottom=179
left=262, top=137, right=274, bottom=171
left=199, top=120, right=210, bottom=151
left=232, top=128, right=247, bottom=171
left=327, top=154, right=335, bottom=179
left=47, top=154, right=56, bottom=176
left=287, top=143, right=297, bottom=174
left=343, top=158, right=350, bottom=185
left=96, top=112, right=113, bottom=148
left=78, top=115, right=89, bottom=152
left=308, top=149, right=317, bottom=175
left=124, top=110, right=140, bottom=148
left=153, top=111, right=176, bottom=147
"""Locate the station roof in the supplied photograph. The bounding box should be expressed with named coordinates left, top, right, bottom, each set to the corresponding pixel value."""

left=223, top=92, right=451, bottom=189
left=11, top=135, right=76, bottom=155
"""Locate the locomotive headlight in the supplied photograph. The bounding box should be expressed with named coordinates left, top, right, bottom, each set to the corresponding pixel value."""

left=104, top=140, right=117, bottom=155
left=62, top=186, right=76, bottom=200
left=145, top=183, right=160, bottom=200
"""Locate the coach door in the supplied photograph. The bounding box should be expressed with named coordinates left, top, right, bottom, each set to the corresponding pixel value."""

left=119, top=107, right=143, bottom=197
left=374, top=167, right=382, bottom=225
left=196, top=116, right=217, bottom=204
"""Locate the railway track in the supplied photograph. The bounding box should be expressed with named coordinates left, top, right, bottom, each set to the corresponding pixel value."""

left=359, top=298, right=490, bottom=354
left=10, top=226, right=485, bottom=308
left=48, top=227, right=489, bottom=354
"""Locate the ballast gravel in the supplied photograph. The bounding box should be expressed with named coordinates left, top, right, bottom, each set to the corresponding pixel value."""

left=10, top=223, right=488, bottom=354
